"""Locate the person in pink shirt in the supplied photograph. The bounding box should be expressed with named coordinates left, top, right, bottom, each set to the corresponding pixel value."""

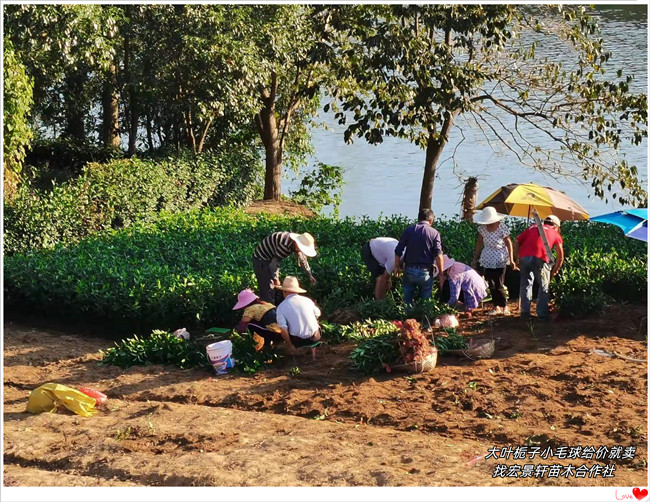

left=515, top=215, right=565, bottom=319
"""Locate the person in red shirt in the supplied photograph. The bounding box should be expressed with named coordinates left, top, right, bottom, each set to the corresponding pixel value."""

left=514, top=215, right=565, bottom=319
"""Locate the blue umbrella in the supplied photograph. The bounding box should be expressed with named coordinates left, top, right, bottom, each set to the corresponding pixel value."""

left=591, top=208, right=648, bottom=242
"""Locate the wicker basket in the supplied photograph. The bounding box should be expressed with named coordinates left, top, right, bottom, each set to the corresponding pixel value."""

left=448, top=338, right=496, bottom=360
left=391, top=349, right=438, bottom=374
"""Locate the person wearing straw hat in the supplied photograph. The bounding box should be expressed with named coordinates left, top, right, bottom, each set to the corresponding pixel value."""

left=471, top=206, right=517, bottom=316
left=252, top=232, right=317, bottom=304
left=435, top=255, right=488, bottom=317
left=514, top=215, right=565, bottom=320
left=232, top=289, right=282, bottom=351
left=275, top=276, right=322, bottom=355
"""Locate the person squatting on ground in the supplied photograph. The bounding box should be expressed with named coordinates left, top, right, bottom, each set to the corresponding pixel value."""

left=471, top=207, right=518, bottom=316
left=361, top=237, right=404, bottom=299
left=275, top=276, right=322, bottom=355
left=515, top=215, right=565, bottom=320
left=435, top=255, right=488, bottom=317
left=252, top=232, right=317, bottom=304
left=394, top=208, right=444, bottom=308
left=232, top=288, right=281, bottom=351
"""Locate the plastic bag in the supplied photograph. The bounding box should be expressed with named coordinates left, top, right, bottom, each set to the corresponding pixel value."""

left=27, top=383, right=97, bottom=417
left=172, top=328, right=190, bottom=340
left=77, top=386, right=108, bottom=405
left=434, top=314, right=459, bottom=329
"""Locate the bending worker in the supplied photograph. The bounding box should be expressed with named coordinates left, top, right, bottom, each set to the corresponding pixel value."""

left=252, top=231, right=317, bottom=303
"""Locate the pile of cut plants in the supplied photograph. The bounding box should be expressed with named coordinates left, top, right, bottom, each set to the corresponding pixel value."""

left=100, top=328, right=278, bottom=375
left=348, top=318, right=469, bottom=374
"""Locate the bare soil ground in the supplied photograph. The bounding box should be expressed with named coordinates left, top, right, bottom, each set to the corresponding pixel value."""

left=243, top=199, right=317, bottom=218
left=3, top=303, right=647, bottom=487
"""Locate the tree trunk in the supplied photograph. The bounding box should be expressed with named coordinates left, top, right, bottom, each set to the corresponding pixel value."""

left=263, top=143, right=282, bottom=201
left=418, top=112, right=456, bottom=210
left=63, top=69, right=87, bottom=141
left=124, top=33, right=138, bottom=156
left=461, top=176, right=479, bottom=221
left=256, top=89, right=282, bottom=201
left=102, top=60, right=121, bottom=148
left=146, top=108, right=154, bottom=151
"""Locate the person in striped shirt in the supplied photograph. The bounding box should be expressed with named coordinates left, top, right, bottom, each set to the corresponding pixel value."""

left=252, top=232, right=317, bottom=303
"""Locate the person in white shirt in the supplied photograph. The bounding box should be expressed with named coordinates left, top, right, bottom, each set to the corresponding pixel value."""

left=361, top=237, right=402, bottom=299
left=275, top=276, right=321, bottom=354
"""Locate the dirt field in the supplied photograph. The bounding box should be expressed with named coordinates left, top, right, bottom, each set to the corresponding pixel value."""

left=3, top=304, right=647, bottom=487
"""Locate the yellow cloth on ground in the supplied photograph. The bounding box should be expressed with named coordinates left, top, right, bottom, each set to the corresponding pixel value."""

left=26, top=383, right=97, bottom=417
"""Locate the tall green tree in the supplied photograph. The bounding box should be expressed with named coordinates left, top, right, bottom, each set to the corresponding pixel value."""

left=245, top=5, right=331, bottom=200
left=329, top=5, right=647, bottom=209
left=4, top=5, right=118, bottom=143
left=3, top=38, right=33, bottom=196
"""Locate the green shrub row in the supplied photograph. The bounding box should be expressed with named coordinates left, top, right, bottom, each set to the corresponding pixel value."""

left=4, top=148, right=263, bottom=254
left=4, top=208, right=646, bottom=332
left=555, top=248, right=647, bottom=317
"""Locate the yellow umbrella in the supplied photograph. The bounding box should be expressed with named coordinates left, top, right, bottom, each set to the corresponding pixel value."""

left=477, top=183, right=589, bottom=221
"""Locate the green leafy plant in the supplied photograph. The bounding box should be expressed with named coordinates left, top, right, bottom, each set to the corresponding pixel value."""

left=100, top=330, right=210, bottom=370
left=290, top=162, right=344, bottom=216
left=434, top=330, right=469, bottom=354
left=229, top=331, right=279, bottom=375
left=4, top=209, right=646, bottom=334
left=349, top=332, right=401, bottom=374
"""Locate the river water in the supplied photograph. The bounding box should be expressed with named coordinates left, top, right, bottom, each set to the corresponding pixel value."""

left=291, top=5, right=648, bottom=219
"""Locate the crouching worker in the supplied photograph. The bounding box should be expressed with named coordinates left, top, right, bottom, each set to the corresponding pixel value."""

left=275, top=276, right=322, bottom=355
left=435, top=255, right=488, bottom=317
left=233, top=289, right=282, bottom=351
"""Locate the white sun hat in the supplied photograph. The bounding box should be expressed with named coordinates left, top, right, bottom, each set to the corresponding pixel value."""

left=474, top=206, right=506, bottom=225
left=289, top=232, right=317, bottom=257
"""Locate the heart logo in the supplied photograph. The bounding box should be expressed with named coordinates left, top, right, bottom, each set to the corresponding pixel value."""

left=633, top=488, right=648, bottom=501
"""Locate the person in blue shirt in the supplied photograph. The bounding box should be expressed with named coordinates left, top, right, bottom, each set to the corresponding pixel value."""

left=394, top=208, right=445, bottom=308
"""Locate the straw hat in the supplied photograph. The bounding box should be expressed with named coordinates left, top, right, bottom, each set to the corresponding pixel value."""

left=274, top=276, right=307, bottom=294
left=474, top=206, right=506, bottom=225
left=544, top=215, right=561, bottom=227
left=433, top=255, right=456, bottom=277
left=289, top=232, right=317, bottom=257
left=233, top=289, right=259, bottom=310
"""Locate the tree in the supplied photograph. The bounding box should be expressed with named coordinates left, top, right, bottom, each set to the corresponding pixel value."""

left=3, top=38, right=33, bottom=196
left=244, top=5, right=331, bottom=200
left=328, top=5, right=647, bottom=209
left=4, top=5, right=118, bottom=143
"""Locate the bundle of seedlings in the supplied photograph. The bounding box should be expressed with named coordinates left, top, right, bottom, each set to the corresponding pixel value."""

left=434, top=329, right=469, bottom=355
left=100, top=330, right=210, bottom=370
left=392, top=319, right=438, bottom=373
left=349, top=333, right=401, bottom=374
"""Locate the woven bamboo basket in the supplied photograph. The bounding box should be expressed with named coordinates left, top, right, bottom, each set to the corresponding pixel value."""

left=391, top=348, right=438, bottom=374
left=448, top=338, right=496, bottom=360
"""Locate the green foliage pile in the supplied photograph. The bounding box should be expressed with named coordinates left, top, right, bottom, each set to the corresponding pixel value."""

left=230, top=331, right=279, bottom=375
left=4, top=209, right=646, bottom=332
left=349, top=333, right=402, bottom=374
left=347, top=321, right=470, bottom=373
left=4, top=149, right=262, bottom=254
left=100, top=330, right=210, bottom=370
left=435, top=330, right=469, bottom=355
